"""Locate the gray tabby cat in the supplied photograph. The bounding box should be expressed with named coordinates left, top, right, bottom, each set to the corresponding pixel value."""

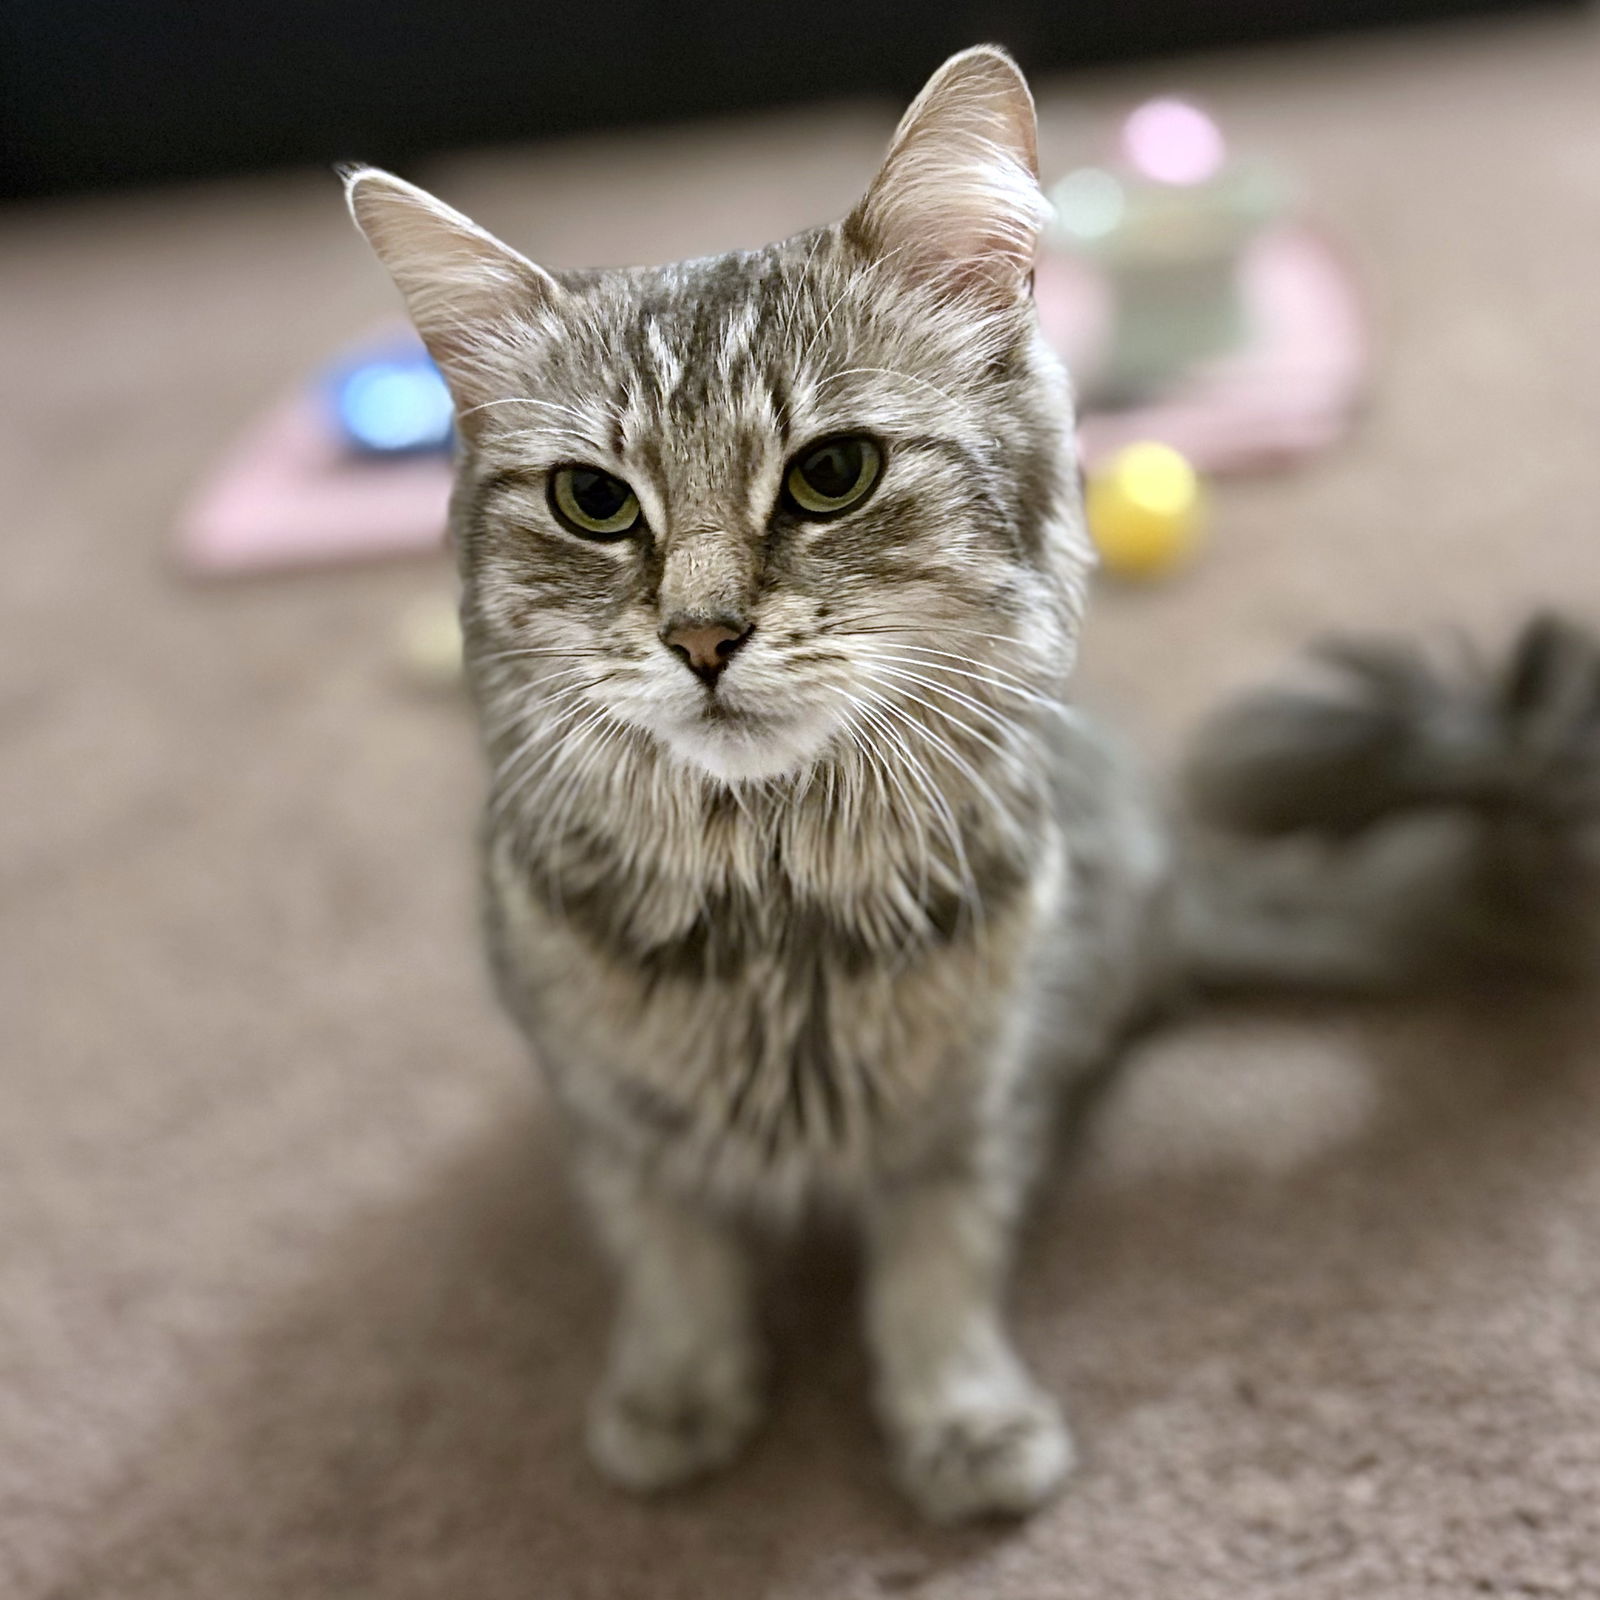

left=344, top=48, right=1599, bottom=1521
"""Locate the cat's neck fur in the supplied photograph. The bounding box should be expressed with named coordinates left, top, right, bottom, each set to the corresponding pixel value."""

left=475, top=674, right=1054, bottom=973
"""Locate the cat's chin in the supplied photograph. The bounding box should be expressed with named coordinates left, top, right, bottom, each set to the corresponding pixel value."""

left=658, top=709, right=835, bottom=787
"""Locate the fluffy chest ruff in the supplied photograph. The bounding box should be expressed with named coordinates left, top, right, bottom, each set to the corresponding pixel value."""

left=482, top=736, right=1060, bottom=1206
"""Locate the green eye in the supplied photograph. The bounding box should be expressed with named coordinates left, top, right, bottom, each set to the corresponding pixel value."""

left=549, top=465, right=642, bottom=539
left=784, top=435, right=883, bottom=518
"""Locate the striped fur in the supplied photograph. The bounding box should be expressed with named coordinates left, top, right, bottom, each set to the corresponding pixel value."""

left=345, top=47, right=1597, bottom=1522
left=348, top=48, right=1129, bottom=1519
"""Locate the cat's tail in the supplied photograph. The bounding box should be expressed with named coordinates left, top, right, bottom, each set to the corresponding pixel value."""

left=1171, top=613, right=1600, bottom=993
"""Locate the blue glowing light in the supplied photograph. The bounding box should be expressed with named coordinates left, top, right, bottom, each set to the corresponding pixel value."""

left=332, top=355, right=455, bottom=454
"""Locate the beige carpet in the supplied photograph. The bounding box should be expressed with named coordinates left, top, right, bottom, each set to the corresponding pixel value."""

left=5, top=13, right=1600, bottom=1597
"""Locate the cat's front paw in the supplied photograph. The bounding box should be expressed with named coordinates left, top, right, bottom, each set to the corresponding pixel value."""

left=886, top=1380, right=1074, bottom=1523
left=586, top=1345, right=766, bottom=1494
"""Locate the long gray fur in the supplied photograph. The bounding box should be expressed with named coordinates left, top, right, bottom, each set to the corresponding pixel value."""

left=343, top=48, right=1599, bottom=1521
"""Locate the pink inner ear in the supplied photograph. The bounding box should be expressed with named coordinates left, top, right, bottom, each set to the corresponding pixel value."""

left=940, top=247, right=1035, bottom=304
left=856, top=126, right=1047, bottom=306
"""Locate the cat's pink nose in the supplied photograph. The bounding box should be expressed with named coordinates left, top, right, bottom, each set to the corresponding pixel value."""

left=661, top=617, right=752, bottom=684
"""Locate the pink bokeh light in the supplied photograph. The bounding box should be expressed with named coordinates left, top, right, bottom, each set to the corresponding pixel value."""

left=1121, top=98, right=1227, bottom=186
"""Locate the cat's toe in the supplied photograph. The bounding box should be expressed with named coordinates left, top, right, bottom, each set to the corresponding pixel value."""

left=890, top=1386, right=1074, bottom=1523
left=586, top=1360, right=766, bottom=1494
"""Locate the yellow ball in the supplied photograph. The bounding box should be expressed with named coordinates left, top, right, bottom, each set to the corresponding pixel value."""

left=1086, top=441, right=1204, bottom=579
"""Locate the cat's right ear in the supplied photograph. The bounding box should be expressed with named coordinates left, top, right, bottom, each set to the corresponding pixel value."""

left=341, top=165, right=558, bottom=416
left=846, top=46, right=1047, bottom=311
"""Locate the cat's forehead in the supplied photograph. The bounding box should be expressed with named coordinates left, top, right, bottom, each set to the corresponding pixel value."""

left=564, top=235, right=841, bottom=386
left=522, top=231, right=976, bottom=464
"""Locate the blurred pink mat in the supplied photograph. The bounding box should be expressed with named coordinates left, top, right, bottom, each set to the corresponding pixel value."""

left=178, top=223, right=1366, bottom=576
left=178, top=358, right=454, bottom=576
left=1037, top=223, right=1369, bottom=472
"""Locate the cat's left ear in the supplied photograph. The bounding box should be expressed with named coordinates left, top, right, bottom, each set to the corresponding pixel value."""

left=846, top=46, right=1047, bottom=309
left=341, top=165, right=559, bottom=418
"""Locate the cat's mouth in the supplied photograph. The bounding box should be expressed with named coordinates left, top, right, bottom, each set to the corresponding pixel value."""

left=660, top=693, right=840, bottom=785
left=695, top=695, right=769, bottom=726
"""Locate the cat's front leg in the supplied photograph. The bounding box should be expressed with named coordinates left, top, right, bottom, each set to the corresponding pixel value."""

left=576, top=1145, right=766, bottom=1493
left=864, top=1151, right=1072, bottom=1522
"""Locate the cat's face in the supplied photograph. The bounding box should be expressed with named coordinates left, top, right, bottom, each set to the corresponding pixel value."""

left=449, top=239, right=1081, bottom=784
left=348, top=47, right=1090, bottom=788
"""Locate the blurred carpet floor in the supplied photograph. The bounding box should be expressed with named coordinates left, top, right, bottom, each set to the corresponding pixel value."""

left=4, top=12, right=1600, bottom=1598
